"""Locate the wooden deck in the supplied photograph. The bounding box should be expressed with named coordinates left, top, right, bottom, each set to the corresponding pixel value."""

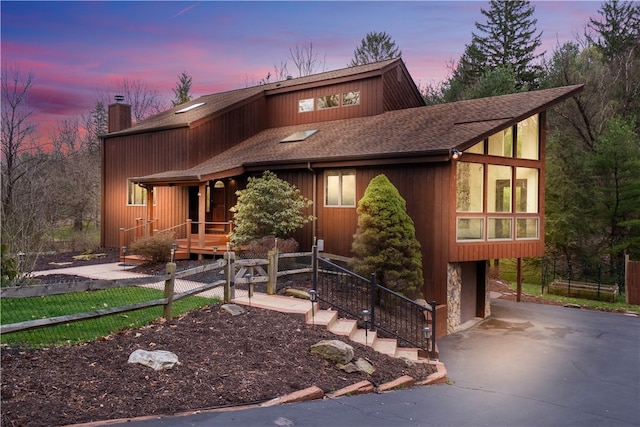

left=175, top=233, right=230, bottom=259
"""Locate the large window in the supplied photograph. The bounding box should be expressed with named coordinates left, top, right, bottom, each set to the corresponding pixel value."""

left=325, top=170, right=356, bottom=207
left=127, top=180, right=154, bottom=206
left=474, top=114, right=538, bottom=160
left=455, top=141, right=541, bottom=242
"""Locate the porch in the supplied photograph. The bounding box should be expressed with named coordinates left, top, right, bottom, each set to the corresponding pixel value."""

left=119, top=219, right=232, bottom=262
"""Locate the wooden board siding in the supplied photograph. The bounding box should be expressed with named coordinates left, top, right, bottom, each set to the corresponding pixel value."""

left=265, top=77, right=383, bottom=128
left=189, top=97, right=267, bottom=167
left=382, top=66, right=425, bottom=111
left=304, top=163, right=452, bottom=304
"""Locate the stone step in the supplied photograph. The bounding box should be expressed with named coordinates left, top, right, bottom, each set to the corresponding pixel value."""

left=373, top=337, right=398, bottom=356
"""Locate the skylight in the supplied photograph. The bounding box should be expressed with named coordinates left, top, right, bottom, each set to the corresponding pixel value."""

left=280, top=129, right=318, bottom=143
left=175, top=102, right=205, bottom=114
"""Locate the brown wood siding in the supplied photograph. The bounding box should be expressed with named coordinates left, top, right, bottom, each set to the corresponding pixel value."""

left=188, top=97, right=267, bottom=167
left=306, top=163, right=451, bottom=304
left=266, top=77, right=383, bottom=128
left=102, top=128, right=192, bottom=247
left=382, top=66, right=425, bottom=111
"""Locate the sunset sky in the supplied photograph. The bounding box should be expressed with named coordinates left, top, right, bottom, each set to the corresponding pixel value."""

left=2, top=1, right=603, bottom=144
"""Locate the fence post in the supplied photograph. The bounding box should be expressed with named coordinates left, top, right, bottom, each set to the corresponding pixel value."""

left=224, top=251, right=236, bottom=303
left=312, top=245, right=318, bottom=292
left=163, top=262, right=176, bottom=320
left=369, top=273, right=376, bottom=331
left=267, top=248, right=278, bottom=295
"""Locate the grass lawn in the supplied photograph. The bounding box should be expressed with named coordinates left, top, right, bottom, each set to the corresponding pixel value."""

left=1, top=287, right=217, bottom=347
left=496, top=258, right=639, bottom=312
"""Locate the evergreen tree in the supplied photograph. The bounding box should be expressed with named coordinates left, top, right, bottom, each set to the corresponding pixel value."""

left=172, top=71, right=193, bottom=107
left=350, top=175, right=423, bottom=299
left=230, top=171, right=314, bottom=246
left=349, top=31, right=401, bottom=66
left=588, top=0, right=640, bottom=61
left=474, top=0, right=544, bottom=89
left=451, top=0, right=543, bottom=94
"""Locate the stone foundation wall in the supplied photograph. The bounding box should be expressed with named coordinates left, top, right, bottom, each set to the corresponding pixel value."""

left=446, top=262, right=462, bottom=334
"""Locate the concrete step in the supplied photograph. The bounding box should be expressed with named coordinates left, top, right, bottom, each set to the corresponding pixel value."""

left=373, top=337, right=398, bottom=356
left=328, top=318, right=358, bottom=338
left=306, top=308, right=338, bottom=328
left=395, top=347, right=420, bottom=361
left=351, top=328, right=378, bottom=347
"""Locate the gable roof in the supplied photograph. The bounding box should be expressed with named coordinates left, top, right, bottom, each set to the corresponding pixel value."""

left=107, top=58, right=406, bottom=137
left=133, top=84, right=583, bottom=185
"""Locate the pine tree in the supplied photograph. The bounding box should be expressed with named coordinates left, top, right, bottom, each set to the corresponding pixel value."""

left=350, top=175, right=423, bottom=299
left=349, top=31, right=401, bottom=66
left=172, top=71, right=193, bottom=107
left=588, top=0, right=640, bottom=61
left=470, top=0, right=544, bottom=90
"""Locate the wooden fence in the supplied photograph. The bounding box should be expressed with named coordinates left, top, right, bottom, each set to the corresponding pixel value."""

left=626, top=255, right=640, bottom=305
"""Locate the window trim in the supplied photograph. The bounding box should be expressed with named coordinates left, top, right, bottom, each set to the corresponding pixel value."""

left=324, top=170, right=356, bottom=208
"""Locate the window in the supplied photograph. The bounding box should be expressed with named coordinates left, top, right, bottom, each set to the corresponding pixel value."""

left=516, top=218, right=539, bottom=239
left=298, top=98, right=314, bottom=113
left=342, top=90, right=360, bottom=106
left=457, top=218, right=484, bottom=241
left=488, top=218, right=512, bottom=240
left=175, top=102, right=205, bottom=114
left=456, top=162, right=484, bottom=212
left=325, top=170, right=356, bottom=207
left=281, top=129, right=318, bottom=143
left=515, top=168, right=538, bottom=213
left=127, top=180, right=154, bottom=206
left=466, top=141, right=485, bottom=154
left=516, top=115, right=539, bottom=160
left=487, top=165, right=512, bottom=213
left=317, top=94, right=339, bottom=110
left=488, top=127, right=513, bottom=157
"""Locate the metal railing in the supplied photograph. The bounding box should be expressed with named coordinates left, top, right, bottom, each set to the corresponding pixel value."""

left=311, top=246, right=437, bottom=358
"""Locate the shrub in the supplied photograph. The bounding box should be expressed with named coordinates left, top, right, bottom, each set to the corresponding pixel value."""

left=350, top=174, right=424, bottom=299
left=230, top=171, right=314, bottom=246
left=1, top=244, right=19, bottom=286
left=129, top=233, right=176, bottom=263
left=244, top=236, right=299, bottom=257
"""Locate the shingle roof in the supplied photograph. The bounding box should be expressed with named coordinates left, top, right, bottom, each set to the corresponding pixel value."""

left=108, top=58, right=402, bottom=136
left=134, top=84, right=583, bottom=184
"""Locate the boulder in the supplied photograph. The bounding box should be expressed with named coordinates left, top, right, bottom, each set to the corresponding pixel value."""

left=310, top=340, right=354, bottom=364
left=338, top=357, right=375, bottom=374
left=128, top=349, right=180, bottom=371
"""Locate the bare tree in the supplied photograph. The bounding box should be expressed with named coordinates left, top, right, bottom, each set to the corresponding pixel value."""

left=1, top=67, right=38, bottom=218
left=96, top=77, right=166, bottom=122
left=289, top=42, right=326, bottom=77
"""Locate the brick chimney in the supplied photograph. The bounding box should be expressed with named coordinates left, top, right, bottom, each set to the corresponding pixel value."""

left=108, top=95, right=132, bottom=132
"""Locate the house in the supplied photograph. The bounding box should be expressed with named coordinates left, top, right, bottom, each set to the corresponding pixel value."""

left=101, top=58, right=583, bottom=335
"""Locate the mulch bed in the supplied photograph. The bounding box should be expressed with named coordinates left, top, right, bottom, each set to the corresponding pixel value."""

left=2, top=250, right=437, bottom=427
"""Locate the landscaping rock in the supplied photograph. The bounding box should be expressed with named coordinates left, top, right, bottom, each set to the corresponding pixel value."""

left=221, top=304, right=245, bottom=316
left=310, top=340, right=354, bottom=364
left=128, top=349, right=180, bottom=371
left=285, top=288, right=311, bottom=299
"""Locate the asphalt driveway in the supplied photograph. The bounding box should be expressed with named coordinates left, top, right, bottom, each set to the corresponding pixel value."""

left=109, top=299, right=640, bottom=427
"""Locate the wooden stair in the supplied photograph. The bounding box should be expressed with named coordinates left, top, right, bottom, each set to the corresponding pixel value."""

left=233, top=293, right=434, bottom=362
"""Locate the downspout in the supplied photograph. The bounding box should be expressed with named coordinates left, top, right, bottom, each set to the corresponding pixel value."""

left=307, top=162, right=317, bottom=241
